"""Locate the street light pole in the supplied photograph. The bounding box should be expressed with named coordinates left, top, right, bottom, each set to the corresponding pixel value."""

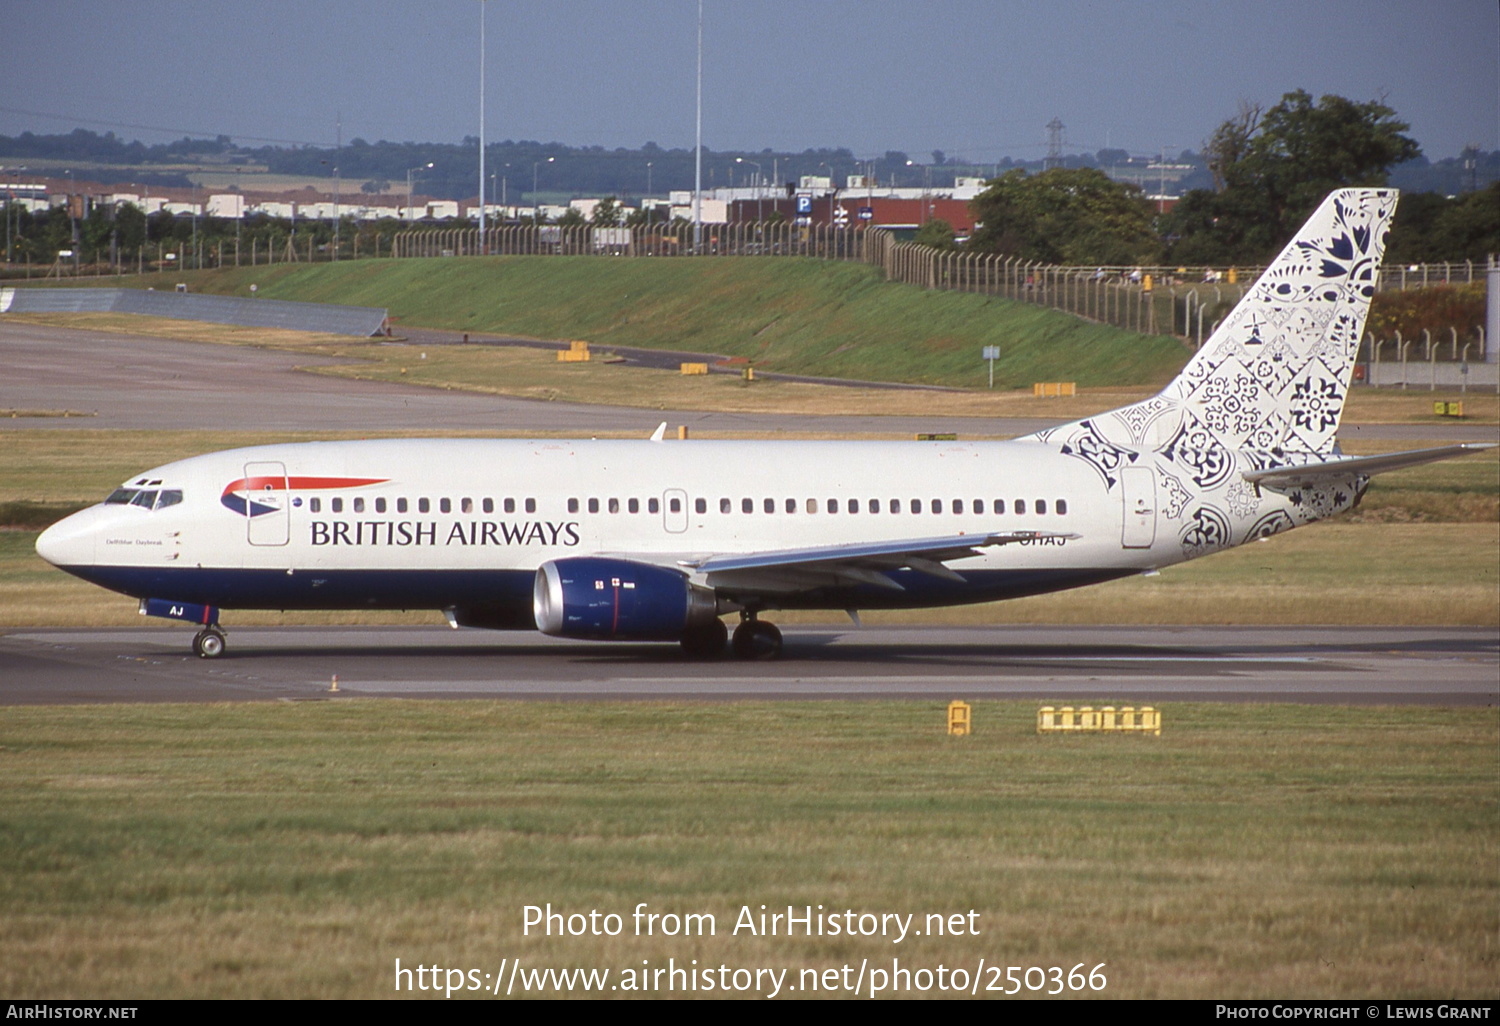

left=478, top=0, right=486, bottom=252
left=532, top=157, right=553, bottom=224
left=736, top=157, right=761, bottom=222
left=406, top=162, right=433, bottom=222
left=693, top=0, right=702, bottom=252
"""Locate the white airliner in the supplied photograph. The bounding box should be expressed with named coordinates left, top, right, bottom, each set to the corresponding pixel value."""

left=35, top=189, right=1490, bottom=659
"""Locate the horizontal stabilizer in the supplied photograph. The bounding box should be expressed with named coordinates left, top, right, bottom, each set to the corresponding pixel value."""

left=1243, top=444, right=1495, bottom=489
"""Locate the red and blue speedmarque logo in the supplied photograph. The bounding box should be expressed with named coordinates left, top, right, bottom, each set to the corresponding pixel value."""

left=221, top=476, right=388, bottom=516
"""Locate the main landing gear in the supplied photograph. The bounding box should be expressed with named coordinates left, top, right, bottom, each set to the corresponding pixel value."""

left=192, top=626, right=227, bottom=659
left=731, top=614, right=782, bottom=661
left=678, top=613, right=784, bottom=660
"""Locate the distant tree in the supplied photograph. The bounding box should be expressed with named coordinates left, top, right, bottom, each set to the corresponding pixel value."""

left=555, top=207, right=586, bottom=227
left=967, top=167, right=1158, bottom=265
left=590, top=196, right=623, bottom=226
left=1203, top=101, right=1262, bottom=193
left=913, top=218, right=956, bottom=250
left=1386, top=182, right=1500, bottom=263
left=1164, top=90, right=1420, bottom=263
left=931, top=150, right=946, bottom=167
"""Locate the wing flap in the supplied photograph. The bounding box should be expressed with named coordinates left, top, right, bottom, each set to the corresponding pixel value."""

left=680, top=530, right=1079, bottom=595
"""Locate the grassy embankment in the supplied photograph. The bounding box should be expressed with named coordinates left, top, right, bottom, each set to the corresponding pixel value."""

left=163, top=255, right=1191, bottom=389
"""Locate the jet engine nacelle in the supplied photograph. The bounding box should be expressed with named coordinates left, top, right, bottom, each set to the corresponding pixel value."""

left=533, top=557, right=719, bottom=640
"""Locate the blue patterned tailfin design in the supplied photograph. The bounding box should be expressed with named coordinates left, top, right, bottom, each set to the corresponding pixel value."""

left=1024, top=189, right=1398, bottom=461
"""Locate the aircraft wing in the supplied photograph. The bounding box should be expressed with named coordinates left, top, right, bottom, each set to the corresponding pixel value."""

left=676, top=530, right=1079, bottom=593
left=1243, top=443, right=1494, bottom=490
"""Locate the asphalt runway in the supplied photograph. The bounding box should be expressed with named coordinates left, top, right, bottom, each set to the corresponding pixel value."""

left=1, top=625, right=1493, bottom=706
left=3, top=319, right=1495, bottom=440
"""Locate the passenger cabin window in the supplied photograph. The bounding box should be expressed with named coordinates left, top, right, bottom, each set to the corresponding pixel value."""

left=331, top=498, right=343, bottom=513
left=806, top=498, right=818, bottom=514
left=1036, top=499, right=1047, bottom=514
left=503, top=498, right=515, bottom=514
left=353, top=497, right=365, bottom=513
left=419, top=498, right=430, bottom=514
left=461, top=498, right=473, bottom=514
left=376, top=497, right=387, bottom=514
left=694, top=498, right=706, bottom=514
left=568, top=498, right=580, bottom=514
left=397, top=498, right=408, bottom=514
left=742, top=498, right=753, bottom=514
left=763, top=498, right=775, bottom=514
left=994, top=499, right=1006, bottom=514
left=827, top=499, right=838, bottom=513
left=483, top=498, right=494, bottom=514
left=309, top=498, right=321, bottom=513
left=931, top=499, right=943, bottom=514
left=669, top=497, right=682, bottom=513
left=629, top=498, right=640, bottom=514
left=868, top=499, right=879, bottom=513
left=588, top=498, right=600, bottom=514
left=911, top=499, right=922, bottom=514
left=1057, top=499, right=1068, bottom=515
left=440, top=498, right=452, bottom=514
left=785, top=498, right=796, bottom=514
left=1015, top=499, right=1026, bottom=514
left=525, top=498, right=536, bottom=513
left=610, top=498, right=622, bottom=514
left=648, top=498, right=659, bottom=514
left=953, top=499, right=964, bottom=514
left=720, top=498, right=731, bottom=514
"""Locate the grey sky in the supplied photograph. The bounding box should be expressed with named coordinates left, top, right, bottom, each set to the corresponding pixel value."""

left=2, top=0, right=1495, bottom=160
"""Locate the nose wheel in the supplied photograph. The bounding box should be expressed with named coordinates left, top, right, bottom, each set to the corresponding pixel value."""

left=731, top=618, right=783, bottom=660
left=192, top=627, right=226, bottom=659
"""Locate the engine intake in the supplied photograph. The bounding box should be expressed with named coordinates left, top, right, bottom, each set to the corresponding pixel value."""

left=534, top=557, right=719, bottom=640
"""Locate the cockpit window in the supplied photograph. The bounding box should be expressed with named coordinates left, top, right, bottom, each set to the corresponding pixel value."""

left=105, top=487, right=182, bottom=510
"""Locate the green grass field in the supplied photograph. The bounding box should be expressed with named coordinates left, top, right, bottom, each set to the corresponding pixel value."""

left=1, top=700, right=1494, bottom=998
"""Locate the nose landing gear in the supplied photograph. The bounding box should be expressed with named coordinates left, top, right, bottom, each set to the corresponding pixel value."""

left=192, top=626, right=226, bottom=659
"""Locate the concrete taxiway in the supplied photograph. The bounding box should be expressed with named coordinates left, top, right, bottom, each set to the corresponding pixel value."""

left=3, top=319, right=1495, bottom=440
left=1, top=625, right=1493, bottom=706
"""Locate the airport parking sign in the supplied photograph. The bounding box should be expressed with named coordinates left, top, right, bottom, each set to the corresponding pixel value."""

left=795, top=195, right=813, bottom=215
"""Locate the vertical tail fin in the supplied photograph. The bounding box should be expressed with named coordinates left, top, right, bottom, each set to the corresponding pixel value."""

left=1027, top=188, right=1398, bottom=458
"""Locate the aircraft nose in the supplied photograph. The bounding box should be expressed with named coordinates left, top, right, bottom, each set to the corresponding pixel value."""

left=35, top=509, right=98, bottom=567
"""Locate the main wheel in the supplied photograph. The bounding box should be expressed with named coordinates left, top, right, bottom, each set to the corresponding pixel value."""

left=193, top=628, right=226, bottom=659
left=680, top=618, right=728, bottom=658
left=731, top=620, right=783, bottom=660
